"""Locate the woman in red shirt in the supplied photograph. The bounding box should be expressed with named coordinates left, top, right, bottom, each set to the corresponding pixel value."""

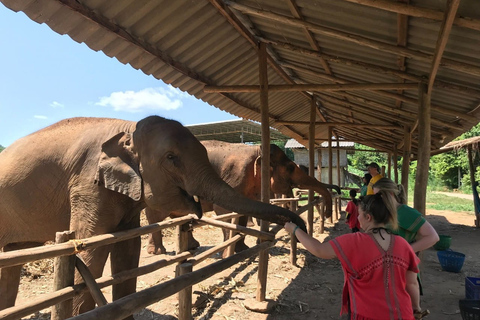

left=285, top=192, right=420, bottom=319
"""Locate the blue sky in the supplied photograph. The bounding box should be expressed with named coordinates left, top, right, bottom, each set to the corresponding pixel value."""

left=0, top=5, right=239, bottom=147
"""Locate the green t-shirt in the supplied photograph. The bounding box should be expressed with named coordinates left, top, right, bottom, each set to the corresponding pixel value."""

left=360, top=185, right=368, bottom=197
left=392, top=204, right=426, bottom=244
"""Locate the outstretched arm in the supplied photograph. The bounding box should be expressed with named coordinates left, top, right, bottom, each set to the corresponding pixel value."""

left=406, top=270, right=421, bottom=312
left=411, top=221, right=439, bottom=253
left=284, top=222, right=336, bottom=259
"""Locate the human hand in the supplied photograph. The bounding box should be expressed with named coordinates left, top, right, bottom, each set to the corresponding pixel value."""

left=284, top=222, right=297, bottom=233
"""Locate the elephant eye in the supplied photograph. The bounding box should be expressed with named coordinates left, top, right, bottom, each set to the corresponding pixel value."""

left=167, top=154, right=175, bottom=160
left=287, top=163, right=296, bottom=173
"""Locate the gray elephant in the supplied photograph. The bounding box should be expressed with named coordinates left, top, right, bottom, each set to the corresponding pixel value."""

left=146, top=140, right=340, bottom=256
left=0, top=116, right=305, bottom=318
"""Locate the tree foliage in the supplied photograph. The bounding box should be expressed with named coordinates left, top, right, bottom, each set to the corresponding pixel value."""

left=0, top=145, right=4, bottom=153
left=347, top=123, right=480, bottom=192
left=430, top=123, right=480, bottom=191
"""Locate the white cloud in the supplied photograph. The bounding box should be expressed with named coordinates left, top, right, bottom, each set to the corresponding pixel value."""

left=50, top=101, right=64, bottom=108
left=34, top=115, right=48, bottom=119
left=95, top=86, right=184, bottom=113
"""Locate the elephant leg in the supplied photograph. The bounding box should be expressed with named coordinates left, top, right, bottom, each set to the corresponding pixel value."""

left=110, top=236, right=141, bottom=320
left=187, top=231, right=200, bottom=251
left=0, top=242, right=41, bottom=310
left=147, top=232, right=166, bottom=255
left=73, top=246, right=110, bottom=315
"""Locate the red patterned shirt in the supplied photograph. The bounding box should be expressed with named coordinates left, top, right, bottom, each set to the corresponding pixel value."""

left=330, top=232, right=419, bottom=319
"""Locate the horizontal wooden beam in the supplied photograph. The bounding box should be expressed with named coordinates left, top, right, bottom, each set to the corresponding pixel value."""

left=228, top=1, right=480, bottom=76
left=204, top=83, right=418, bottom=93
left=342, top=0, right=480, bottom=31
left=274, top=121, right=400, bottom=129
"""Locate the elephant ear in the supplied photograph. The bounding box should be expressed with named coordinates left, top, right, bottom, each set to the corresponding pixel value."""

left=94, top=132, right=142, bottom=201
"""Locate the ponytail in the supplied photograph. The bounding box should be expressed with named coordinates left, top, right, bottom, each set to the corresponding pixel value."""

left=360, top=192, right=398, bottom=230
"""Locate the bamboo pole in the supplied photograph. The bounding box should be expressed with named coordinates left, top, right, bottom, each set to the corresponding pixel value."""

left=70, top=241, right=274, bottom=320
left=0, top=215, right=197, bottom=269
left=52, top=231, right=76, bottom=320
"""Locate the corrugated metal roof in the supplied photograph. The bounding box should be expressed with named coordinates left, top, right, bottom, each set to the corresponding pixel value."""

left=285, top=138, right=355, bottom=149
left=186, top=119, right=289, bottom=143
left=2, top=0, right=480, bottom=156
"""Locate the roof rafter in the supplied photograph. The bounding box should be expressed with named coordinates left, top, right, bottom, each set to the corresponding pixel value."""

left=227, top=1, right=480, bottom=77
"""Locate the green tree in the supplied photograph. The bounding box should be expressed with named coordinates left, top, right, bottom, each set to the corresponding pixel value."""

left=430, top=123, right=480, bottom=192
left=0, top=145, right=4, bottom=153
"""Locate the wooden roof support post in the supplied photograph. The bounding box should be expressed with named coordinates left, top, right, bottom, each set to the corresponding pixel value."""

left=328, top=127, right=333, bottom=223
left=467, top=146, right=480, bottom=227
left=336, top=135, right=341, bottom=188
left=414, top=83, right=431, bottom=215
left=401, top=126, right=412, bottom=199
left=393, top=145, right=399, bottom=183
left=308, top=97, right=316, bottom=235
left=387, top=152, right=392, bottom=179
left=257, top=42, right=270, bottom=303
left=328, top=127, right=333, bottom=186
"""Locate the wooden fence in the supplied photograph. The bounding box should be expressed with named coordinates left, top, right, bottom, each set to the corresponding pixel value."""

left=0, top=196, right=324, bottom=320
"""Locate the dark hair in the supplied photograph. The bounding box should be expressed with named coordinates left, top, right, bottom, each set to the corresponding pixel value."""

left=359, top=192, right=398, bottom=230
left=363, top=173, right=372, bottom=184
left=349, top=189, right=358, bottom=205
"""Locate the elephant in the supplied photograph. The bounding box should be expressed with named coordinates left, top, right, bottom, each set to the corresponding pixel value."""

left=145, top=140, right=340, bottom=256
left=0, top=116, right=305, bottom=318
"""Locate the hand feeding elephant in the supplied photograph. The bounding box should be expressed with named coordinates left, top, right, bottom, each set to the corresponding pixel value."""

left=0, top=117, right=305, bottom=318
left=145, top=140, right=340, bottom=256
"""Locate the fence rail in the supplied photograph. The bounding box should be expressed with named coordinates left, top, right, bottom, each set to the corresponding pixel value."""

left=0, top=196, right=324, bottom=320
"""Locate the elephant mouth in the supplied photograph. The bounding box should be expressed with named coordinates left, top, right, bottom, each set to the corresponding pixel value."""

left=179, top=188, right=203, bottom=219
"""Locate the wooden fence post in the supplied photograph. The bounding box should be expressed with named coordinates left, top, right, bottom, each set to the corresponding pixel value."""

left=290, top=200, right=298, bottom=266
left=51, top=231, right=75, bottom=320
left=177, top=262, right=193, bottom=320
left=225, top=217, right=240, bottom=258
left=176, top=222, right=192, bottom=319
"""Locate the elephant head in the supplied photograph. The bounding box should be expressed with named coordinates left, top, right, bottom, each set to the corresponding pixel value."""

left=267, top=144, right=340, bottom=218
left=96, top=116, right=306, bottom=230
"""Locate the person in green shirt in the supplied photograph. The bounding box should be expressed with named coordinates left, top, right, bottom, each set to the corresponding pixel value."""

left=360, top=173, right=371, bottom=197
left=373, top=177, right=439, bottom=319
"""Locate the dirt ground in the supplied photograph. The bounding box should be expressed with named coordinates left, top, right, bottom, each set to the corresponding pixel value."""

left=16, top=192, right=480, bottom=320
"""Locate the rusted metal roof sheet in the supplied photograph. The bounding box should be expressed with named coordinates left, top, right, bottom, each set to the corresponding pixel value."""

left=1, top=0, right=479, bottom=156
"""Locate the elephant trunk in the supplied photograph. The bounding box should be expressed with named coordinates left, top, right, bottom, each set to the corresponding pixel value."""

left=295, top=180, right=336, bottom=219
left=189, top=169, right=306, bottom=232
